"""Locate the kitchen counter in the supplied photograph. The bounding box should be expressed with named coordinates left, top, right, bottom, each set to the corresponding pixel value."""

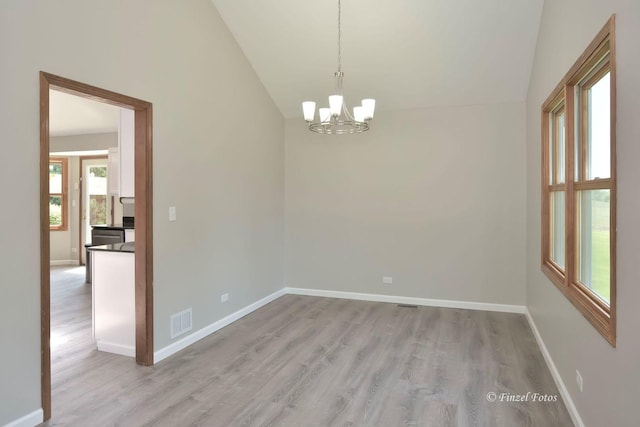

left=88, top=242, right=135, bottom=253
left=92, top=223, right=135, bottom=230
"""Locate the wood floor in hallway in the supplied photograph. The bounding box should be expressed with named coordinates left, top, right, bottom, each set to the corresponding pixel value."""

left=43, top=266, right=573, bottom=426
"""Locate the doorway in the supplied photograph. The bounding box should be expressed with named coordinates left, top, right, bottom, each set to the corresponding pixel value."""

left=40, top=72, right=154, bottom=421
left=79, top=156, right=116, bottom=265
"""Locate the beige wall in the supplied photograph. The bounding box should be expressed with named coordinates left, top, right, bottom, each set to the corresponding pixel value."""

left=285, top=103, right=527, bottom=305
left=50, top=132, right=117, bottom=153
left=526, top=1, right=640, bottom=426
left=0, top=0, right=284, bottom=424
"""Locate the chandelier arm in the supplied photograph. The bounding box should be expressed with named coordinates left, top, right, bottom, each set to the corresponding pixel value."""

left=342, top=99, right=355, bottom=121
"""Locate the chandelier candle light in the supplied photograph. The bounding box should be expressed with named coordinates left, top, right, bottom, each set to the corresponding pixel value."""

left=302, top=0, right=376, bottom=134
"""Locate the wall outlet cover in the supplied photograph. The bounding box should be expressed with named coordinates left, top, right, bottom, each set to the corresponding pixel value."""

left=170, top=308, right=192, bottom=339
left=576, top=370, right=583, bottom=392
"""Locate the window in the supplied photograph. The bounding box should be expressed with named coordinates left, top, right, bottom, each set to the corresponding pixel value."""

left=49, top=157, right=68, bottom=231
left=541, top=16, right=616, bottom=346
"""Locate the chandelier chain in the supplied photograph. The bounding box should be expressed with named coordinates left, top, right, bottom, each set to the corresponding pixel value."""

left=301, top=0, right=375, bottom=134
left=337, top=0, right=342, bottom=72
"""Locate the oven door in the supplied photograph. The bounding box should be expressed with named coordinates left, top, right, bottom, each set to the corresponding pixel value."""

left=91, top=229, right=125, bottom=245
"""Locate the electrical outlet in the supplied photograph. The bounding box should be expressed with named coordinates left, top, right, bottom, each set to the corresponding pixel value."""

left=221, top=293, right=229, bottom=303
left=383, top=276, right=393, bottom=284
left=71, top=247, right=77, bottom=254
left=576, top=370, right=583, bottom=392
left=169, top=206, right=177, bottom=222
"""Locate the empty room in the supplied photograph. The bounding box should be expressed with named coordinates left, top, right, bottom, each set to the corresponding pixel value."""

left=1, top=1, right=639, bottom=426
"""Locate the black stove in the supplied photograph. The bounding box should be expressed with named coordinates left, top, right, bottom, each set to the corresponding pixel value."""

left=123, top=216, right=135, bottom=228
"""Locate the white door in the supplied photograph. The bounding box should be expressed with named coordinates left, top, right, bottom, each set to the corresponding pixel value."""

left=80, top=158, right=120, bottom=264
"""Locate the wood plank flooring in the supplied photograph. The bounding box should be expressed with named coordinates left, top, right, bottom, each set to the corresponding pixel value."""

left=43, top=266, right=573, bottom=426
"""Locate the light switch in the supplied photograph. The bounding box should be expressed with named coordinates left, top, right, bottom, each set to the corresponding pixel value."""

left=169, top=206, right=176, bottom=221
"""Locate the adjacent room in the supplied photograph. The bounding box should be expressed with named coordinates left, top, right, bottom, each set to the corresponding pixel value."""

left=1, top=1, right=639, bottom=427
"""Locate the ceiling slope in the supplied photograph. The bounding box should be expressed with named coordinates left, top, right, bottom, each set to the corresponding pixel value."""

left=212, top=0, right=543, bottom=119
left=50, top=90, right=120, bottom=137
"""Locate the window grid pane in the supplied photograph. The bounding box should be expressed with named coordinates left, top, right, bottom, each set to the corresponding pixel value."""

left=550, top=191, right=565, bottom=269
left=586, top=72, right=611, bottom=180
left=49, top=195, right=63, bottom=226
left=555, top=111, right=565, bottom=184
left=49, top=163, right=63, bottom=193
left=577, top=189, right=610, bottom=304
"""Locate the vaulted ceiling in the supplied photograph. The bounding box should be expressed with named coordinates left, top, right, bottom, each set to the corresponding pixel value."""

left=49, top=1, right=544, bottom=135
left=212, top=0, right=544, bottom=119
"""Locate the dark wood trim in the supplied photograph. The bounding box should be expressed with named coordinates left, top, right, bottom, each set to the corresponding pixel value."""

left=565, top=83, right=576, bottom=295
left=135, top=105, right=154, bottom=366
left=40, top=72, right=154, bottom=421
left=608, top=14, right=617, bottom=347
left=573, top=179, right=613, bottom=191
left=541, top=109, right=548, bottom=269
left=39, top=72, right=52, bottom=422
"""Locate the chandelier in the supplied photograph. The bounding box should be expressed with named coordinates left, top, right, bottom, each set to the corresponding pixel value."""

left=301, top=0, right=376, bottom=134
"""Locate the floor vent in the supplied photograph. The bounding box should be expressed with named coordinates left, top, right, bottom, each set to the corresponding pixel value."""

left=397, top=304, right=418, bottom=309
left=170, top=308, right=193, bottom=339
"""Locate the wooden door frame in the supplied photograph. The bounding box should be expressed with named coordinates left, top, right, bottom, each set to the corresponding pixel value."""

left=40, top=72, right=154, bottom=421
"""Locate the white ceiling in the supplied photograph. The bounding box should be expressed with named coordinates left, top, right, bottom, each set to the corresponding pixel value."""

left=49, top=90, right=121, bottom=137
left=212, top=0, right=543, bottom=119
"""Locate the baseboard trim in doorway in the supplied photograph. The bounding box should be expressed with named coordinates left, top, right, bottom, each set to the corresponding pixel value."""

left=49, top=260, right=80, bottom=266
left=153, top=287, right=287, bottom=364
left=284, top=287, right=526, bottom=314
left=3, top=408, right=43, bottom=427
left=525, top=309, right=584, bottom=427
left=96, top=341, right=135, bottom=358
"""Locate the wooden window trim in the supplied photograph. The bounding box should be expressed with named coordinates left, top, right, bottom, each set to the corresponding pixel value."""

left=541, top=15, right=616, bottom=346
left=49, top=157, right=68, bottom=231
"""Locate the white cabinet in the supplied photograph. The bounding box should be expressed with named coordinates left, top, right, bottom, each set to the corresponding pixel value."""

left=107, top=109, right=135, bottom=197
left=107, top=147, right=119, bottom=196
left=93, top=250, right=135, bottom=357
left=119, top=109, right=135, bottom=198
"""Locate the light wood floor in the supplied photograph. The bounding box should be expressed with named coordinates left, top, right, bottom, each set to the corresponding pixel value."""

left=43, top=266, right=573, bottom=426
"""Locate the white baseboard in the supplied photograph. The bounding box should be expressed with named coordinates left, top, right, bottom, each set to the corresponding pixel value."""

left=50, top=259, right=80, bottom=266
left=97, top=341, right=135, bottom=358
left=147, top=287, right=580, bottom=427
left=284, top=287, right=526, bottom=314
left=154, top=288, right=287, bottom=364
left=153, top=286, right=524, bottom=365
left=525, top=309, right=583, bottom=427
left=3, top=408, right=43, bottom=427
